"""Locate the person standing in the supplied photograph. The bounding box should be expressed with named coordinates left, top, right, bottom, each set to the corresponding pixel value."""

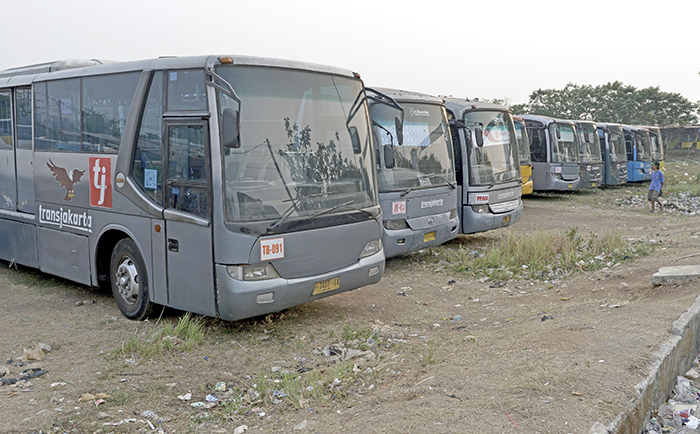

left=648, top=161, right=664, bottom=212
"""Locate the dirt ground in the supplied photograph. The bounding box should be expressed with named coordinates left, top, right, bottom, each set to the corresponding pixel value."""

left=1, top=155, right=700, bottom=434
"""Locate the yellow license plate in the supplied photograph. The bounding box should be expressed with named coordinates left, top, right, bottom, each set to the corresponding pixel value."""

left=503, top=215, right=512, bottom=224
left=591, top=182, right=597, bottom=187
left=423, top=231, right=436, bottom=243
left=568, top=184, right=573, bottom=188
left=313, top=277, right=340, bottom=295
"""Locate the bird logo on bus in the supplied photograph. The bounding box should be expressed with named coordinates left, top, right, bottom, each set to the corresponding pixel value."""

left=47, top=159, right=85, bottom=201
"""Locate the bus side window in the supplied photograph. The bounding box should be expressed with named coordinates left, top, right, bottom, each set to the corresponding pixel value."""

left=132, top=72, right=164, bottom=205
left=528, top=128, right=546, bottom=163
left=449, top=124, right=463, bottom=184
left=624, top=133, right=634, bottom=160
left=0, top=91, right=12, bottom=149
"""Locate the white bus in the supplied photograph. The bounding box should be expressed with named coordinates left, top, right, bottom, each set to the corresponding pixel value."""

left=0, top=56, right=385, bottom=321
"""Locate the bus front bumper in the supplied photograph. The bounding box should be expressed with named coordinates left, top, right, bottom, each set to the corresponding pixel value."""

left=215, top=252, right=385, bottom=321
left=461, top=200, right=523, bottom=234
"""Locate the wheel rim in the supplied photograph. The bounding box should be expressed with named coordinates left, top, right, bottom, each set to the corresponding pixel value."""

left=115, top=257, right=139, bottom=306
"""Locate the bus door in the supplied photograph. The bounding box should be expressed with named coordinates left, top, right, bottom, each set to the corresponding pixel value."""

left=163, top=120, right=216, bottom=316
left=0, top=90, right=16, bottom=211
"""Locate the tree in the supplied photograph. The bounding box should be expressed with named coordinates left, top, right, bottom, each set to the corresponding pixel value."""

left=515, top=81, right=699, bottom=126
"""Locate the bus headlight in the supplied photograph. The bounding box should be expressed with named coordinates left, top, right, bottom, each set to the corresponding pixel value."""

left=471, top=205, right=489, bottom=214
left=360, top=239, right=382, bottom=258
left=383, top=219, right=409, bottom=230
left=551, top=173, right=563, bottom=180
left=449, top=208, right=458, bottom=219
left=227, top=263, right=280, bottom=281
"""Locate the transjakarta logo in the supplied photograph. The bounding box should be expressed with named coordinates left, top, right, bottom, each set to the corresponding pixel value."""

left=474, top=195, right=489, bottom=204
left=409, top=107, right=430, bottom=117
left=90, top=157, right=112, bottom=208
left=421, top=198, right=444, bottom=208
left=38, top=204, right=92, bottom=233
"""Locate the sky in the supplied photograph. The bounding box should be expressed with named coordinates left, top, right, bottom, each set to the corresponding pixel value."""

left=2, top=0, right=699, bottom=107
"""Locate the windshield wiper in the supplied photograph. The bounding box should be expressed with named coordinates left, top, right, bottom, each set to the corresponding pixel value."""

left=400, top=173, right=455, bottom=197
left=266, top=191, right=337, bottom=232
left=304, top=200, right=355, bottom=221
left=488, top=169, right=513, bottom=188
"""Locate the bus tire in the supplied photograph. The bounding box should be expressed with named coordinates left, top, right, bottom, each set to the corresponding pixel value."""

left=110, top=238, right=153, bottom=321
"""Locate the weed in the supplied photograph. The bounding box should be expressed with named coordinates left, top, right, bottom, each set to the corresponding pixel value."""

left=422, top=339, right=438, bottom=365
left=112, top=312, right=205, bottom=359
left=449, top=228, right=653, bottom=281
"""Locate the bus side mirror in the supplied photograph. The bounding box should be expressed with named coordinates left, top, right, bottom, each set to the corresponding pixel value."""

left=349, top=126, right=362, bottom=154
left=384, top=145, right=395, bottom=168
left=394, top=115, right=404, bottom=146
left=474, top=127, right=484, bottom=147
left=222, top=108, right=240, bottom=148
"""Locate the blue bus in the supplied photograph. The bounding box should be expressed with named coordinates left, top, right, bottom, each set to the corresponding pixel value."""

left=622, top=125, right=652, bottom=182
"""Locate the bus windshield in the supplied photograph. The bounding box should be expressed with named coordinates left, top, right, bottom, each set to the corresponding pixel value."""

left=513, top=120, right=531, bottom=166
left=649, top=130, right=664, bottom=161
left=371, top=102, right=455, bottom=190
left=577, top=123, right=602, bottom=164
left=548, top=124, right=578, bottom=163
left=636, top=130, right=652, bottom=161
left=607, top=125, right=626, bottom=163
left=464, top=111, right=519, bottom=186
left=216, top=66, right=376, bottom=226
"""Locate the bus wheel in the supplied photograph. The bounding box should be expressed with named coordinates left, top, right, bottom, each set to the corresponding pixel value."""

left=110, top=238, right=153, bottom=320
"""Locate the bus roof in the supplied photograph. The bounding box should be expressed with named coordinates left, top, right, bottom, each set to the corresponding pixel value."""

left=595, top=122, right=622, bottom=128
left=443, top=97, right=511, bottom=117
left=0, top=55, right=359, bottom=87
left=369, top=87, right=445, bottom=105
left=518, top=114, right=576, bottom=126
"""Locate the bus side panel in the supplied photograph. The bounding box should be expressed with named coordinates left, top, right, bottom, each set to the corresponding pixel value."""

left=16, top=148, right=35, bottom=213
left=38, top=227, right=91, bottom=286
left=149, top=218, right=168, bottom=306
left=0, top=219, right=38, bottom=267
left=531, top=162, right=547, bottom=191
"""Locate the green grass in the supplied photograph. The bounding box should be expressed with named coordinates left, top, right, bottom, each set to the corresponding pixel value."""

left=449, top=227, right=654, bottom=281
left=664, top=171, right=700, bottom=197
left=112, top=312, right=205, bottom=359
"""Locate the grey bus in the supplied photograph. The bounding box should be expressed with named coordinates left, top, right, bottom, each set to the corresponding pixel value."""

left=520, top=115, right=580, bottom=191
left=0, top=55, right=385, bottom=321
left=595, top=123, right=628, bottom=186
left=445, top=99, right=522, bottom=234
left=575, top=120, right=603, bottom=189
left=645, top=126, right=665, bottom=171
left=366, top=88, right=458, bottom=258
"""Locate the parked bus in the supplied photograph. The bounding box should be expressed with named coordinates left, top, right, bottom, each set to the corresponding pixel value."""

left=366, top=88, right=458, bottom=258
left=0, top=55, right=386, bottom=321
left=574, top=120, right=603, bottom=189
left=646, top=126, right=665, bottom=170
left=513, top=116, right=533, bottom=195
left=595, top=123, right=628, bottom=186
left=661, top=125, right=700, bottom=149
left=519, top=115, right=580, bottom=191
left=445, top=99, right=523, bottom=234
left=622, top=125, right=652, bottom=182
